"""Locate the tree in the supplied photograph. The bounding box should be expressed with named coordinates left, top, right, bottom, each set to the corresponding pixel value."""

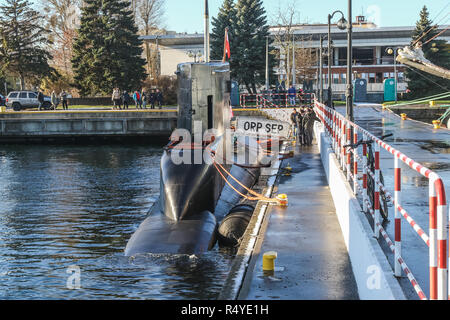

left=210, top=0, right=237, bottom=62
left=271, top=1, right=298, bottom=88
left=72, top=0, right=147, bottom=96
left=233, top=0, right=276, bottom=93
left=0, top=0, right=57, bottom=90
left=405, top=6, right=450, bottom=99
left=43, top=0, right=80, bottom=75
left=135, top=0, right=165, bottom=77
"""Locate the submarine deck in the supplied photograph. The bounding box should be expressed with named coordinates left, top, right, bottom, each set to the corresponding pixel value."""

left=239, top=143, right=360, bottom=300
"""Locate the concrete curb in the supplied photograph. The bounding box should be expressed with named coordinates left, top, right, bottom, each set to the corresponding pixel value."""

left=313, top=122, right=406, bottom=300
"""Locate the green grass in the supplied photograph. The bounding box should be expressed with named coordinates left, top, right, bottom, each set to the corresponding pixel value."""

left=333, top=101, right=346, bottom=106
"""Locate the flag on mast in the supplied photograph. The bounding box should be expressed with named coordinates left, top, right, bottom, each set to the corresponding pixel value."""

left=223, top=27, right=231, bottom=62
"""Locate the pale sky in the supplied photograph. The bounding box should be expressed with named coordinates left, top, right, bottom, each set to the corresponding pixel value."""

left=163, top=0, right=450, bottom=33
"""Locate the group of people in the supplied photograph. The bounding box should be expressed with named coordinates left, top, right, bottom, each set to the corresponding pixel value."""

left=49, top=90, right=69, bottom=110
left=290, top=107, right=319, bottom=146
left=112, top=88, right=163, bottom=110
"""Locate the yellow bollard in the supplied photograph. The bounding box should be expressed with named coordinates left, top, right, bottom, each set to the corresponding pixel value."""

left=262, top=251, right=277, bottom=271
left=432, top=120, right=441, bottom=129
left=429, top=101, right=436, bottom=107
left=400, top=113, right=407, bottom=120
left=276, top=194, right=288, bottom=207
left=291, top=140, right=296, bottom=146
left=381, top=104, right=386, bottom=110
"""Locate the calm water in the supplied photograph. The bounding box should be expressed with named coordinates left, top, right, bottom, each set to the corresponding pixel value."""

left=0, top=144, right=234, bottom=299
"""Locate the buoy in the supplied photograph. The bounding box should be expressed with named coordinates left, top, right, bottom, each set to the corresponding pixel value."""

left=432, top=120, right=441, bottom=129
left=276, top=194, right=288, bottom=207
left=400, top=113, right=407, bottom=120
left=262, top=251, right=277, bottom=271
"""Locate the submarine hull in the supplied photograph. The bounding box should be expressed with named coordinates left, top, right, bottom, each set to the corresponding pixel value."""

left=125, top=208, right=217, bottom=256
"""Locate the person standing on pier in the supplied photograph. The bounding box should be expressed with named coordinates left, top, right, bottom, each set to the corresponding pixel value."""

left=37, top=90, right=44, bottom=111
left=112, top=88, right=122, bottom=109
left=122, top=90, right=130, bottom=110
left=290, top=108, right=298, bottom=137
left=141, top=90, right=147, bottom=109
left=51, top=90, right=58, bottom=110
left=133, top=90, right=141, bottom=109
left=60, top=91, right=69, bottom=110
left=149, top=90, right=156, bottom=109
left=288, top=85, right=296, bottom=106
left=156, top=89, right=163, bottom=109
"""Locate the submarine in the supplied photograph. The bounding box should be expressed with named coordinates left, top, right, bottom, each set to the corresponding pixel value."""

left=124, top=60, right=271, bottom=256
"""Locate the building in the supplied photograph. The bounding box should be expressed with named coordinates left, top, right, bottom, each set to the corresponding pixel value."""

left=141, top=16, right=450, bottom=101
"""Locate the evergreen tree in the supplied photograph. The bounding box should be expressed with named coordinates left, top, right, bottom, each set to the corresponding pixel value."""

left=210, top=0, right=237, bottom=62
left=0, top=0, right=56, bottom=90
left=405, top=6, right=450, bottom=99
left=72, top=0, right=146, bottom=96
left=233, top=0, right=276, bottom=94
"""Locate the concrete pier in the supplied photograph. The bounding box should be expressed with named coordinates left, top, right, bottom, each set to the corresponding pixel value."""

left=0, top=109, right=177, bottom=142
left=238, top=144, right=359, bottom=300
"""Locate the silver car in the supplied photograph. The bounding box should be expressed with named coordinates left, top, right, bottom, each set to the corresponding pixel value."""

left=6, top=91, right=52, bottom=111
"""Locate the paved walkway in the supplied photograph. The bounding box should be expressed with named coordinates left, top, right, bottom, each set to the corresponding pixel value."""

left=241, top=143, right=359, bottom=300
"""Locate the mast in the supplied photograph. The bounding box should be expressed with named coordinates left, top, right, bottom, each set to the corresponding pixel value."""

left=204, top=0, right=210, bottom=63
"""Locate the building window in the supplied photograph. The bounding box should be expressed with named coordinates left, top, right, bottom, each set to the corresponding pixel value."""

left=333, top=74, right=339, bottom=84
left=341, top=73, right=346, bottom=84
left=369, top=73, right=376, bottom=83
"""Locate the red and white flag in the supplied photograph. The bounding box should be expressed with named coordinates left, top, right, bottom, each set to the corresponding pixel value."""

left=223, top=27, right=231, bottom=62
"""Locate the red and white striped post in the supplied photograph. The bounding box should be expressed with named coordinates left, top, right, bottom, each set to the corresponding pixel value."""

left=394, top=156, right=402, bottom=277
left=374, top=142, right=380, bottom=239
left=346, top=125, right=351, bottom=182
left=362, top=134, right=368, bottom=213
left=341, top=122, right=346, bottom=170
left=434, top=178, right=447, bottom=300
left=429, top=180, right=438, bottom=300
left=353, top=130, right=358, bottom=192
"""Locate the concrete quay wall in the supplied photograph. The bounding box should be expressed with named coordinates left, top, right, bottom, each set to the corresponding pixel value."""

left=0, top=110, right=177, bottom=141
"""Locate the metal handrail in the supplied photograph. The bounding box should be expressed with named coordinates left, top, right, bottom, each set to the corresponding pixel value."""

left=313, top=99, right=448, bottom=300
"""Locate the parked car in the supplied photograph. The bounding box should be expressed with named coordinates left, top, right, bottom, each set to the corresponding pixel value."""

left=5, top=91, right=52, bottom=111
left=0, top=94, right=5, bottom=106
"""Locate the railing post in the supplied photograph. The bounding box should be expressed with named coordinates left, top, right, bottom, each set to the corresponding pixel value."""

left=341, top=120, right=345, bottom=169
left=394, top=156, right=402, bottom=277
left=435, top=179, right=447, bottom=300
left=429, top=181, right=438, bottom=300
left=353, top=130, right=358, bottom=193
left=362, top=134, right=368, bottom=213
left=346, top=125, right=351, bottom=182
left=374, top=142, right=380, bottom=239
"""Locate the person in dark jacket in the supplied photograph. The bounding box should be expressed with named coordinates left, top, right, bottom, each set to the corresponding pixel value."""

left=149, top=90, right=156, bottom=109
left=37, top=91, right=44, bottom=111
left=122, top=91, right=130, bottom=109
left=156, top=89, right=163, bottom=109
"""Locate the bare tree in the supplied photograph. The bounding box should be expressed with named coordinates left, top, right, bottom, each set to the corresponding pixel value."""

left=42, top=0, right=80, bottom=76
left=271, top=0, right=299, bottom=87
left=135, top=0, right=165, bottom=78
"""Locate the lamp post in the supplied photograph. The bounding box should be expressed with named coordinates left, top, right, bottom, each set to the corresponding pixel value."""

left=386, top=47, right=399, bottom=102
left=188, top=50, right=203, bottom=63
left=327, top=10, right=347, bottom=108
left=346, top=0, right=353, bottom=121
left=319, top=36, right=324, bottom=103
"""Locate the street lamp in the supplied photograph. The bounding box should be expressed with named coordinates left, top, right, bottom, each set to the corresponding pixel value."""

left=188, top=50, right=203, bottom=63
left=346, top=0, right=353, bottom=122
left=327, top=10, right=347, bottom=108
left=385, top=47, right=399, bottom=102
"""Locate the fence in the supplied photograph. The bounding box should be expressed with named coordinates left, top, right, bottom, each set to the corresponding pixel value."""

left=239, top=92, right=313, bottom=108
left=313, top=99, right=448, bottom=300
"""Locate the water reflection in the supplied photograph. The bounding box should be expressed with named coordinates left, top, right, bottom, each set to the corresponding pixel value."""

left=0, top=144, right=234, bottom=299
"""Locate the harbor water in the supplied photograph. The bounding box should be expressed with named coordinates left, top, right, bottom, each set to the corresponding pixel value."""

left=0, top=144, right=234, bottom=299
